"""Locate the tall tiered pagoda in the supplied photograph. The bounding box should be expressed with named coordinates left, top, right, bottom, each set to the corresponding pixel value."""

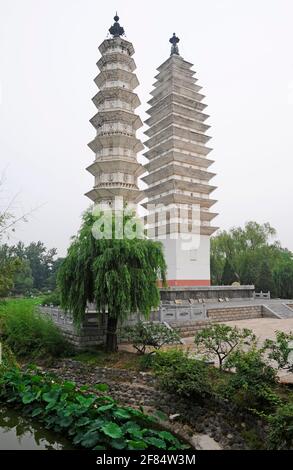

left=86, top=15, right=144, bottom=210
left=142, top=34, right=218, bottom=286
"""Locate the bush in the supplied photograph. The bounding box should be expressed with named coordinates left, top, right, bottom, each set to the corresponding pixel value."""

left=194, top=324, right=256, bottom=369
left=0, top=342, right=17, bottom=369
left=264, top=331, right=293, bottom=373
left=267, top=403, right=293, bottom=450
left=0, top=299, right=69, bottom=358
left=124, top=322, right=180, bottom=355
left=0, top=366, right=188, bottom=451
left=41, top=290, right=61, bottom=307
left=224, top=349, right=280, bottom=411
left=153, top=349, right=212, bottom=400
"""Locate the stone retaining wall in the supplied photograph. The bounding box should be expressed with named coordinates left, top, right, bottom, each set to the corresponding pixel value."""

left=207, top=305, right=263, bottom=322
left=47, top=359, right=267, bottom=450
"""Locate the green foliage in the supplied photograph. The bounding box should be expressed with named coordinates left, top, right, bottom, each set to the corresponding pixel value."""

left=274, top=259, right=293, bottom=299
left=58, top=210, right=166, bottom=351
left=124, top=321, right=180, bottom=355
left=41, top=290, right=61, bottom=307
left=0, top=342, right=17, bottom=369
left=264, top=331, right=293, bottom=373
left=266, top=403, right=293, bottom=450
left=221, top=258, right=237, bottom=285
left=256, top=259, right=275, bottom=294
left=12, top=259, right=34, bottom=295
left=153, top=349, right=212, bottom=399
left=0, top=299, right=69, bottom=358
left=0, top=245, right=22, bottom=297
left=3, top=241, right=61, bottom=294
left=194, top=324, right=256, bottom=369
left=224, top=349, right=280, bottom=412
left=210, top=221, right=293, bottom=298
left=0, top=366, right=187, bottom=451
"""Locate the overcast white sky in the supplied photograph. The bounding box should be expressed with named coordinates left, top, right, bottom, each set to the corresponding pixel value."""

left=1, top=0, right=292, bottom=256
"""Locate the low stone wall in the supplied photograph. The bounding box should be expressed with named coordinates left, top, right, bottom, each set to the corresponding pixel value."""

left=40, top=307, right=106, bottom=349
left=207, top=305, right=263, bottom=322
left=40, top=303, right=268, bottom=349
left=160, top=285, right=255, bottom=302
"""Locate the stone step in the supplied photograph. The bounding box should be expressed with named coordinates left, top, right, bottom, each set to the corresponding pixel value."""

left=265, top=303, right=293, bottom=319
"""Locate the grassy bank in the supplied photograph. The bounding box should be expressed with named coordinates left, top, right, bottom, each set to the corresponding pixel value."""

left=0, top=298, right=69, bottom=359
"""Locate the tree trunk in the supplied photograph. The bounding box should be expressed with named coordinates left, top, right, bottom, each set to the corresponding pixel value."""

left=105, top=315, right=118, bottom=352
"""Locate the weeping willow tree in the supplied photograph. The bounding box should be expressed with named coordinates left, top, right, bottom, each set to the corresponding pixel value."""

left=58, top=210, right=166, bottom=352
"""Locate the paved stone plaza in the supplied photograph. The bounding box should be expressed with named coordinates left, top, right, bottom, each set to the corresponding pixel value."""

left=182, top=316, right=293, bottom=345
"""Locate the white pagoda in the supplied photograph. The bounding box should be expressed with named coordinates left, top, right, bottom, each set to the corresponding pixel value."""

left=142, top=34, right=218, bottom=286
left=86, top=15, right=144, bottom=210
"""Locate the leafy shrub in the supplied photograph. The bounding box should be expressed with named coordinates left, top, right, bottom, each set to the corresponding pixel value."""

left=41, top=290, right=61, bottom=307
left=124, top=321, right=180, bottom=354
left=0, top=366, right=187, bottom=451
left=264, top=330, right=293, bottom=373
left=194, top=324, right=256, bottom=369
left=153, top=349, right=212, bottom=399
left=0, top=299, right=69, bottom=358
left=266, top=403, right=293, bottom=450
left=224, top=349, right=280, bottom=411
left=0, top=342, right=17, bottom=369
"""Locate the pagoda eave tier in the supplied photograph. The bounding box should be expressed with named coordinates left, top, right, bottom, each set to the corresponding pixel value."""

left=144, top=151, right=214, bottom=172
left=145, top=128, right=211, bottom=150
left=151, top=82, right=205, bottom=103
left=147, top=210, right=218, bottom=223
left=85, top=186, right=144, bottom=203
left=146, top=93, right=208, bottom=120
left=86, top=159, right=145, bottom=177
left=141, top=165, right=216, bottom=185
left=201, top=226, right=219, bottom=236
left=94, top=69, right=139, bottom=90
left=97, top=53, right=136, bottom=73
left=156, top=54, right=194, bottom=73
left=88, top=134, right=144, bottom=153
left=142, top=193, right=217, bottom=210
left=145, top=114, right=210, bottom=136
left=144, top=137, right=212, bottom=159
left=145, top=180, right=217, bottom=198
left=146, top=106, right=209, bottom=129
left=148, top=87, right=206, bottom=108
left=92, top=89, right=141, bottom=109
left=146, top=225, right=219, bottom=237
left=167, top=225, right=219, bottom=236
left=98, top=37, right=135, bottom=56
left=90, top=110, right=143, bottom=131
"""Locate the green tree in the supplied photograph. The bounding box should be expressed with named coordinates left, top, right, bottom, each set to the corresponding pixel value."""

left=256, top=259, right=275, bottom=294
left=274, top=260, right=293, bottom=299
left=58, top=210, right=166, bottom=352
left=0, top=245, right=21, bottom=297
left=10, top=241, right=58, bottom=291
left=264, top=331, right=293, bottom=373
left=221, top=258, right=236, bottom=285
left=46, top=257, right=64, bottom=291
left=124, top=321, right=180, bottom=355
left=211, top=221, right=293, bottom=298
left=194, top=324, right=256, bottom=369
left=12, top=259, right=33, bottom=295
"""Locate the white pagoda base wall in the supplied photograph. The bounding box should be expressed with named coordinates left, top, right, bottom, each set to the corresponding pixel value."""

left=160, top=235, right=211, bottom=286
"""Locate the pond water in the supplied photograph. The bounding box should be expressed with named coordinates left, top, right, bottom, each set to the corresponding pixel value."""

left=0, top=407, right=73, bottom=450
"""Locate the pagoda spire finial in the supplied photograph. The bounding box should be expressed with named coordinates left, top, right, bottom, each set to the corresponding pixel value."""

left=169, top=33, right=180, bottom=56
left=109, top=13, right=125, bottom=38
